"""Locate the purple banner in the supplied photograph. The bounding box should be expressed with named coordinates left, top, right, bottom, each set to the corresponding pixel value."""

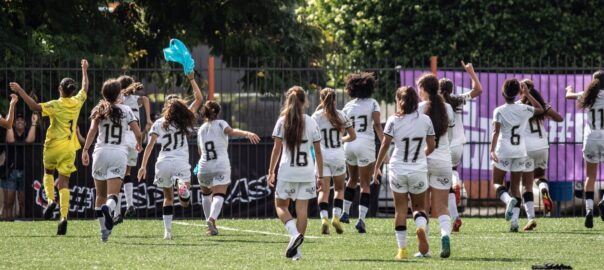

left=400, top=70, right=595, bottom=182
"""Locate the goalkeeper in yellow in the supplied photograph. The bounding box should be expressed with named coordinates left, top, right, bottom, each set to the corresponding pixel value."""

left=9, top=59, right=89, bottom=235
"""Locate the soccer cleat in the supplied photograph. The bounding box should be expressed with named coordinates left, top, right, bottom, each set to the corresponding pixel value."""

left=331, top=217, right=344, bottom=234
left=416, top=227, right=429, bottom=255
left=340, top=212, right=350, bottom=224
left=285, top=234, right=304, bottom=258
left=395, top=248, right=408, bottom=260
left=292, top=248, right=302, bottom=261
left=355, top=219, right=366, bottom=234
left=321, top=218, right=330, bottom=235
left=598, top=200, right=604, bottom=221
left=113, top=214, right=124, bottom=226
left=523, top=219, right=537, bottom=231
left=124, top=205, right=136, bottom=218
left=440, top=235, right=451, bottom=258
left=585, top=210, right=594, bottom=229
left=43, top=201, right=57, bottom=220
left=542, top=191, right=554, bottom=213
left=56, top=219, right=68, bottom=235
left=452, top=217, right=463, bottom=233
left=101, top=205, right=114, bottom=231
left=510, top=221, right=519, bottom=233
left=505, top=197, right=517, bottom=221
left=101, top=229, right=112, bottom=242
left=414, top=252, right=431, bottom=258
left=207, top=218, right=218, bottom=236
left=164, top=230, right=173, bottom=240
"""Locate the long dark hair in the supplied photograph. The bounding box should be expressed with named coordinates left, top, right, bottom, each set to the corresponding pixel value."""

left=345, top=72, right=375, bottom=98
left=201, top=100, right=221, bottom=122
left=417, top=73, right=448, bottom=137
left=318, top=88, right=345, bottom=131
left=502, top=79, right=521, bottom=103
left=281, top=86, right=307, bottom=153
left=439, top=78, right=464, bottom=112
left=162, top=97, right=195, bottom=135
left=59, top=77, right=77, bottom=97
left=395, top=86, right=419, bottom=116
left=91, top=79, right=123, bottom=125
left=580, top=70, right=604, bottom=109
left=520, top=79, right=547, bottom=123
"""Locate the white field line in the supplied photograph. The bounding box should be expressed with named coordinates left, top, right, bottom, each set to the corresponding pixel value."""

left=173, top=221, right=319, bottom=239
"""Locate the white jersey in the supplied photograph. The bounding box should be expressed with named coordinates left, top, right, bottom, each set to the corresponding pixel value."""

left=419, top=101, right=455, bottom=165
left=493, top=103, right=535, bottom=159
left=311, top=109, right=352, bottom=161
left=448, top=92, right=473, bottom=146
left=149, top=117, right=190, bottom=161
left=525, top=119, right=549, bottom=151
left=342, top=98, right=380, bottom=141
left=272, top=114, right=321, bottom=183
left=94, top=104, right=136, bottom=152
left=197, top=119, right=231, bottom=173
left=584, top=91, right=604, bottom=141
left=384, top=112, right=435, bottom=173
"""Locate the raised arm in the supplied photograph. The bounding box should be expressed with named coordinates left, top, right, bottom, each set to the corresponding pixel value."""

left=24, top=113, right=39, bottom=143
left=142, top=96, right=152, bottom=132
left=188, top=72, right=203, bottom=113
left=0, top=94, right=18, bottom=129
left=225, top=127, right=261, bottom=144
left=81, top=59, right=89, bottom=93
left=521, top=83, right=544, bottom=115
left=565, top=86, right=583, bottom=100
left=544, top=104, right=564, bottom=122
left=9, top=83, right=42, bottom=112
left=462, top=61, right=483, bottom=98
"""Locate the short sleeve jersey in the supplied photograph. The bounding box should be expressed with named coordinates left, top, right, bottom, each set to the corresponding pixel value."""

left=94, top=104, right=137, bottom=151
left=418, top=101, right=455, bottom=163
left=342, top=98, right=380, bottom=141
left=449, top=92, right=473, bottom=146
left=493, top=103, right=535, bottom=158
left=311, top=109, right=352, bottom=161
left=122, top=94, right=141, bottom=121
left=41, top=89, right=87, bottom=149
left=584, top=91, right=604, bottom=141
left=272, top=114, right=321, bottom=182
left=384, top=112, right=435, bottom=173
left=198, top=119, right=231, bottom=173
left=149, top=117, right=189, bottom=161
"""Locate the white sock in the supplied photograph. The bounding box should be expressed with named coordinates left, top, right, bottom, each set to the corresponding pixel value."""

left=163, top=215, right=173, bottom=232
left=415, top=216, right=428, bottom=230
left=538, top=181, right=549, bottom=193
left=512, top=207, right=520, bottom=223
left=96, top=207, right=106, bottom=231
left=333, top=207, right=342, bottom=218
left=320, top=210, right=328, bottom=219
left=209, top=196, right=224, bottom=221
left=395, top=229, right=407, bottom=249
left=499, top=191, right=512, bottom=204
left=202, top=194, right=212, bottom=220
left=438, top=215, right=451, bottom=236
left=106, top=196, right=117, bottom=212
left=448, top=193, right=459, bottom=220
left=343, top=200, right=352, bottom=214
left=124, top=183, right=134, bottom=207
left=359, top=205, right=368, bottom=221
left=284, top=219, right=299, bottom=237
left=586, top=199, right=594, bottom=211
left=114, top=194, right=122, bottom=215
left=524, top=201, right=535, bottom=220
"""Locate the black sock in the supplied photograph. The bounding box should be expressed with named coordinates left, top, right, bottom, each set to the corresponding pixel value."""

left=586, top=191, right=595, bottom=201
left=163, top=206, right=173, bottom=216
left=395, top=225, right=407, bottom=231
left=319, top=202, right=329, bottom=212
left=514, top=197, right=522, bottom=208
left=522, top=192, right=534, bottom=203
left=334, top=198, right=343, bottom=209
left=344, top=187, right=355, bottom=202
left=360, top=192, right=370, bottom=207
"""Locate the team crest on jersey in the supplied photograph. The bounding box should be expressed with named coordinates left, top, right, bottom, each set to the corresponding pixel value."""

left=305, top=186, right=316, bottom=194
left=412, top=182, right=425, bottom=191
left=437, top=177, right=450, bottom=186
left=94, top=170, right=106, bottom=177
left=111, top=168, right=121, bottom=175
left=392, top=181, right=403, bottom=189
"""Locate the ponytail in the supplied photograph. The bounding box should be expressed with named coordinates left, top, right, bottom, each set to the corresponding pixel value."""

left=91, top=79, right=123, bottom=125
left=439, top=78, right=464, bottom=112
left=395, top=86, right=419, bottom=116
left=417, top=73, right=448, bottom=137
left=319, top=88, right=345, bottom=131
left=201, top=100, right=221, bottom=121
left=281, top=86, right=307, bottom=153
left=581, top=70, right=604, bottom=109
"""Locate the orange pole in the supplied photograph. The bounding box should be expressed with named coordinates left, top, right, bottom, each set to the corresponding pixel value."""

left=430, top=56, right=438, bottom=75
left=208, top=56, right=215, bottom=100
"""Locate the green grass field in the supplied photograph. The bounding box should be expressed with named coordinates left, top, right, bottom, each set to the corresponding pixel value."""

left=0, top=217, right=601, bottom=269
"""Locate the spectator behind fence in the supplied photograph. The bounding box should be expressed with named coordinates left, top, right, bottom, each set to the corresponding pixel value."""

left=1, top=113, right=38, bottom=221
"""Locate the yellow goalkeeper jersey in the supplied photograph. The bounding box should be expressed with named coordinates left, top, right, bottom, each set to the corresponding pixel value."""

left=41, top=89, right=87, bottom=149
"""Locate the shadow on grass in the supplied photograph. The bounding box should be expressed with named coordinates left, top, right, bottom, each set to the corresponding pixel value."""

left=340, top=259, right=425, bottom=264
left=203, top=238, right=283, bottom=244
left=5, top=235, right=95, bottom=239
left=111, top=241, right=216, bottom=247
left=449, top=257, right=528, bottom=262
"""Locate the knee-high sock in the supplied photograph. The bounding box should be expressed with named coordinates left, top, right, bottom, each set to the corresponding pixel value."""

left=359, top=192, right=370, bottom=221
left=523, top=192, right=535, bottom=220
left=512, top=198, right=521, bottom=223
left=123, top=176, right=134, bottom=207
left=343, top=187, right=355, bottom=214
left=114, top=194, right=122, bottom=215
left=59, top=188, right=70, bottom=219
left=448, top=188, right=459, bottom=220
left=438, top=215, right=451, bottom=236
left=319, top=202, right=329, bottom=219
left=413, top=212, right=428, bottom=230
left=209, top=194, right=225, bottom=221
left=106, top=194, right=118, bottom=213
left=284, top=219, right=299, bottom=237
left=333, top=198, right=343, bottom=218
left=395, top=225, right=407, bottom=249
left=43, top=174, right=55, bottom=203
left=163, top=206, right=173, bottom=232
left=201, top=193, right=212, bottom=220
left=586, top=191, right=594, bottom=211
left=95, top=207, right=106, bottom=231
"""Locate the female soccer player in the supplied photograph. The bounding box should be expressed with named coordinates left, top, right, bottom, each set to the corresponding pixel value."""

left=439, top=61, right=483, bottom=232
left=138, top=72, right=202, bottom=240
left=81, top=79, right=142, bottom=242
left=197, top=100, right=260, bottom=236
left=491, top=79, right=543, bottom=233
left=341, top=72, right=385, bottom=233
left=520, top=79, right=563, bottom=231
left=112, top=75, right=152, bottom=224
left=417, top=73, right=455, bottom=258
left=374, top=86, right=435, bottom=260
left=268, top=86, right=323, bottom=260
left=565, top=70, right=604, bottom=228
left=9, top=59, right=89, bottom=235
left=0, top=94, right=18, bottom=129
left=311, top=88, right=356, bottom=235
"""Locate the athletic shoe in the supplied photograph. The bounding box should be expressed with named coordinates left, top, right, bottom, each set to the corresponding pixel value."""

left=542, top=191, right=553, bottom=213
left=440, top=235, right=451, bottom=258
left=340, top=212, right=350, bottom=224
left=101, top=229, right=111, bottom=242
left=416, top=227, right=429, bottom=255
left=598, top=200, right=604, bottom=221
left=414, top=252, right=431, bottom=258
left=585, top=210, right=594, bottom=229
left=285, top=234, right=304, bottom=258
left=505, top=197, right=517, bottom=221
left=510, top=221, right=519, bottom=233
left=523, top=219, right=537, bottom=231
left=124, top=205, right=136, bottom=218
left=292, top=248, right=302, bottom=261
left=321, top=218, right=330, bottom=235
left=331, top=217, right=344, bottom=234
left=113, top=214, right=124, bottom=226
left=355, top=219, right=366, bottom=234
left=452, top=217, right=462, bottom=233
left=395, top=248, right=408, bottom=260
left=101, top=205, right=114, bottom=231
left=43, top=201, right=57, bottom=220
left=56, top=219, right=68, bottom=235
left=207, top=218, right=218, bottom=236
left=164, top=230, right=173, bottom=240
